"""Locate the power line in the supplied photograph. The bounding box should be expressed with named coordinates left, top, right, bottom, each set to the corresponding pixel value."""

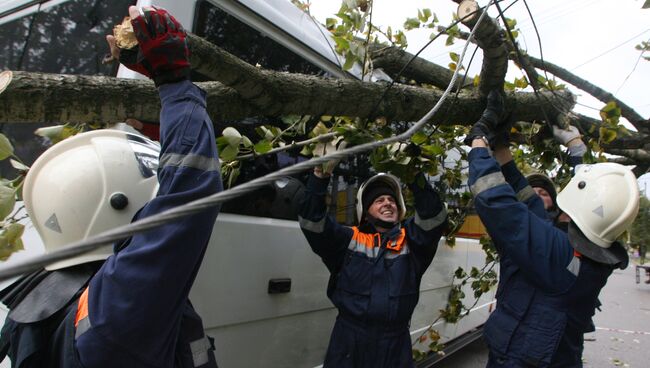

left=613, top=35, right=650, bottom=98
left=572, top=28, right=650, bottom=71
left=0, top=2, right=497, bottom=282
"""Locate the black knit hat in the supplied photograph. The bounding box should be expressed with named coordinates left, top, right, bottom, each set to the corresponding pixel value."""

left=527, top=173, right=557, bottom=208
left=362, top=182, right=397, bottom=215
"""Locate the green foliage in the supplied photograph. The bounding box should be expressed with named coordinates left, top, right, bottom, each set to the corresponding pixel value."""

left=0, top=133, right=28, bottom=262
left=444, top=24, right=460, bottom=46
left=0, top=134, right=14, bottom=161
left=636, top=40, right=650, bottom=61
left=643, top=0, right=650, bottom=9
left=0, top=223, right=24, bottom=261
left=34, top=123, right=94, bottom=144
left=630, top=195, right=650, bottom=253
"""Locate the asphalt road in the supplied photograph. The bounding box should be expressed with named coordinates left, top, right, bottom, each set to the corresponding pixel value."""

left=432, top=263, right=650, bottom=368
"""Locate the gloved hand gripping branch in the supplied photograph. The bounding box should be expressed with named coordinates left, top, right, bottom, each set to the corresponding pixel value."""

left=463, top=90, right=510, bottom=148
left=552, top=125, right=587, bottom=157
left=119, top=7, right=191, bottom=87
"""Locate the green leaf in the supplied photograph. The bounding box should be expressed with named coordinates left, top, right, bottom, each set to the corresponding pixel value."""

left=10, top=159, right=29, bottom=171
left=227, top=167, right=240, bottom=189
left=0, top=134, right=14, bottom=160
left=333, top=36, right=350, bottom=52
left=34, top=125, right=64, bottom=140
left=404, top=17, right=420, bottom=30
left=417, top=9, right=431, bottom=23
left=325, top=17, right=337, bottom=30
left=242, top=136, right=253, bottom=148
left=219, top=145, right=239, bottom=162
left=343, top=51, right=357, bottom=71
left=311, top=122, right=330, bottom=136
left=445, top=35, right=456, bottom=46
left=449, top=52, right=459, bottom=63
left=4, top=223, right=24, bottom=243
left=422, top=144, right=444, bottom=156
left=454, top=267, right=466, bottom=278
left=222, top=127, right=242, bottom=147
left=0, top=233, right=24, bottom=261
left=599, top=127, right=617, bottom=144
left=514, top=76, right=529, bottom=89
left=411, top=132, right=428, bottom=145
left=422, top=8, right=432, bottom=22
left=254, top=140, right=273, bottom=154
left=0, top=185, right=15, bottom=219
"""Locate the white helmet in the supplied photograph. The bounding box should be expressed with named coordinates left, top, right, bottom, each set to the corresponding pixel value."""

left=356, top=173, right=407, bottom=224
left=557, top=163, right=639, bottom=248
left=23, top=130, right=160, bottom=270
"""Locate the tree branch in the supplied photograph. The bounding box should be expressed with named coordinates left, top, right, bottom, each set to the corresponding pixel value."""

left=0, top=70, right=575, bottom=128
left=456, top=2, right=508, bottom=95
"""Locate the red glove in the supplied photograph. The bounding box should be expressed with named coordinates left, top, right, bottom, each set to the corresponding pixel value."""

left=119, top=7, right=190, bottom=86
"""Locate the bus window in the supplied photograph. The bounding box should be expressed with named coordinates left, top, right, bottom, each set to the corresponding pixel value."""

left=192, top=0, right=327, bottom=78
left=0, top=0, right=134, bottom=178
left=0, top=0, right=133, bottom=74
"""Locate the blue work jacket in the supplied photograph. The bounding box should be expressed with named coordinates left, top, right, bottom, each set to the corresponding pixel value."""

left=0, top=81, right=222, bottom=368
left=299, top=174, right=447, bottom=368
left=468, top=148, right=618, bottom=367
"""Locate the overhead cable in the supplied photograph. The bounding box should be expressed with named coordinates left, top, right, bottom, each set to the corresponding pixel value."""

left=0, top=0, right=495, bottom=281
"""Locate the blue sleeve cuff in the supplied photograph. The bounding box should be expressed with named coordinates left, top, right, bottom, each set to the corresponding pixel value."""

left=307, top=173, right=330, bottom=195
left=501, top=160, right=529, bottom=194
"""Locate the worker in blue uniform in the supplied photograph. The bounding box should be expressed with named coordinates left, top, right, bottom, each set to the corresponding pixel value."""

left=464, top=91, right=640, bottom=367
left=299, top=161, right=448, bottom=367
left=0, top=6, right=222, bottom=368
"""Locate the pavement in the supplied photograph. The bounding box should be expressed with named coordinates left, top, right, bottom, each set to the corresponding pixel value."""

left=432, top=261, right=650, bottom=368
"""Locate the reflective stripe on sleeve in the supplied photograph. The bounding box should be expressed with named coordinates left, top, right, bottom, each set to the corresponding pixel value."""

left=160, top=153, right=220, bottom=172
left=190, top=336, right=212, bottom=367
left=415, top=206, right=447, bottom=231
left=470, top=171, right=507, bottom=196
left=516, top=185, right=536, bottom=202
left=566, top=256, right=581, bottom=276
left=75, top=287, right=90, bottom=339
left=299, top=216, right=326, bottom=233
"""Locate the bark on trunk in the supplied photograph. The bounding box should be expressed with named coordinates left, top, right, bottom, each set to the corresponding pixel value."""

left=0, top=70, right=575, bottom=128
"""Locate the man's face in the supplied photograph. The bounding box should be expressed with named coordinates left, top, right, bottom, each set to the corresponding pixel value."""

left=533, top=187, right=553, bottom=210
left=367, top=194, right=398, bottom=223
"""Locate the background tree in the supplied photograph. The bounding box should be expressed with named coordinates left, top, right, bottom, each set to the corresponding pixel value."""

left=630, top=195, right=650, bottom=263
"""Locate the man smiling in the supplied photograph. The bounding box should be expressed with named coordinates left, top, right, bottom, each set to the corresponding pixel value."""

left=299, top=167, right=448, bottom=367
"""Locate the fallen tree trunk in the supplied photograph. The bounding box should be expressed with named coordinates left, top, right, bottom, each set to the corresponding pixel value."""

left=0, top=70, right=575, bottom=128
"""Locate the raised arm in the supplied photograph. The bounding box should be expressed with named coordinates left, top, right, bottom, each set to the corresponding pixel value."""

left=77, top=7, right=222, bottom=367
left=493, top=145, right=546, bottom=219
left=468, top=144, right=576, bottom=292
left=403, top=176, right=447, bottom=270
left=299, top=169, right=353, bottom=273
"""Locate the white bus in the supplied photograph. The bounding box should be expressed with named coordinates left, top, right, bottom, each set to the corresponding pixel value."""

left=0, top=1, right=496, bottom=367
